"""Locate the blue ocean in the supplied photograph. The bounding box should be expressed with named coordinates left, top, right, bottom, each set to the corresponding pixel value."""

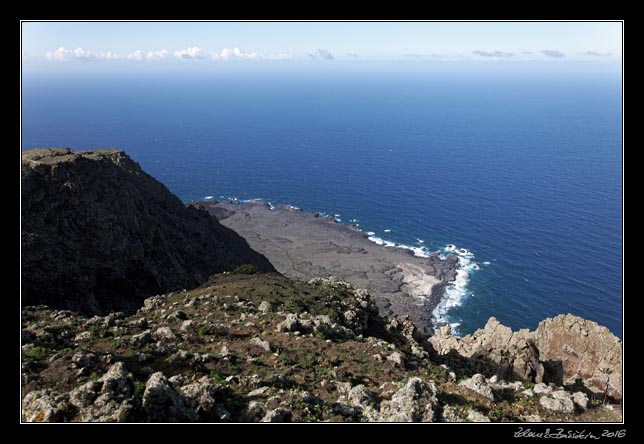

left=21, top=63, right=623, bottom=337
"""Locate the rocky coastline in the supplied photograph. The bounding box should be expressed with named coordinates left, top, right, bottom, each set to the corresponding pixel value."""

left=202, top=200, right=459, bottom=336
left=20, top=149, right=623, bottom=423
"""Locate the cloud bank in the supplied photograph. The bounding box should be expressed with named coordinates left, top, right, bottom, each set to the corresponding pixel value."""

left=472, top=50, right=513, bottom=58
left=308, top=49, right=334, bottom=60
left=585, top=51, right=612, bottom=57
left=541, top=49, right=566, bottom=58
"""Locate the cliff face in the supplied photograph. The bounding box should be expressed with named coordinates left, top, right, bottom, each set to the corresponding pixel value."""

left=429, top=315, right=622, bottom=401
left=21, top=148, right=274, bottom=314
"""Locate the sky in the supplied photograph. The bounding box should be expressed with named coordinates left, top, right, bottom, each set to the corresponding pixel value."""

left=21, top=21, right=622, bottom=68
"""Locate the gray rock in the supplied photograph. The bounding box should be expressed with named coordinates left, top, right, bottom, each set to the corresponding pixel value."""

left=153, top=327, right=175, bottom=341
left=441, top=405, right=464, bottom=422
left=130, top=330, right=152, bottom=346
left=467, top=409, right=491, bottom=422
left=277, top=313, right=301, bottom=332
left=333, top=403, right=356, bottom=417
left=74, top=331, right=92, bottom=342
left=347, top=385, right=372, bottom=408
left=387, top=352, right=404, bottom=367
left=539, top=394, right=575, bottom=413
left=261, top=408, right=292, bottom=422
left=248, top=387, right=270, bottom=397
left=180, top=320, right=193, bottom=332
left=366, top=377, right=439, bottom=422
left=245, top=401, right=266, bottom=422
left=22, top=389, right=71, bottom=422
left=533, top=383, right=552, bottom=395
left=142, top=372, right=196, bottom=422
left=258, top=301, right=275, bottom=313
left=69, top=362, right=135, bottom=422
left=573, top=392, right=589, bottom=411
left=249, top=337, right=271, bottom=352
left=179, top=376, right=224, bottom=420
left=458, top=374, right=494, bottom=401
left=69, top=381, right=102, bottom=408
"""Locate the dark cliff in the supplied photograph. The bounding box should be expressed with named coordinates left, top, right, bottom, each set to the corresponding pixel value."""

left=21, top=148, right=275, bottom=314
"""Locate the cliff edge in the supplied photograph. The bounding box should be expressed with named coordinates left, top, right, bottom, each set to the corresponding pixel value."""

left=21, top=148, right=274, bottom=314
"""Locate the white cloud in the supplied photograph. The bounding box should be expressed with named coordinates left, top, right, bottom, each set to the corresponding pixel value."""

left=127, top=50, right=144, bottom=61
left=127, top=49, right=170, bottom=61
left=145, top=49, right=169, bottom=61
left=266, top=52, right=293, bottom=60
left=98, top=51, right=121, bottom=60
left=174, top=46, right=208, bottom=59
left=213, top=47, right=262, bottom=60
left=46, top=47, right=96, bottom=61
left=585, top=51, right=612, bottom=57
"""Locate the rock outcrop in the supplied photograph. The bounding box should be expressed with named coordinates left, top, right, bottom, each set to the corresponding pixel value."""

left=21, top=148, right=274, bottom=314
left=534, top=315, right=622, bottom=401
left=429, top=315, right=622, bottom=400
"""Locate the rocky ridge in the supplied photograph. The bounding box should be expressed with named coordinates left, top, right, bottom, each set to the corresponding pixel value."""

left=21, top=148, right=274, bottom=315
left=21, top=273, right=622, bottom=422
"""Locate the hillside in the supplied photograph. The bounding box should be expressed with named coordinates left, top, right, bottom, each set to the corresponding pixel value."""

left=20, top=148, right=622, bottom=423
left=21, top=148, right=274, bottom=314
left=21, top=272, right=621, bottom=422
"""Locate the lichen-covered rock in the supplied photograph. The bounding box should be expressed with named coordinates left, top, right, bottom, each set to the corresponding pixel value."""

left=277, top=313, right=301, bottom=332
left=534, top=314, right=622, bottom=400
left=142, top=372, right=196, bottom=422
left=430, top=318, right=544, bottom=383
left=539, top=393, right=575, bottom=413
left=458, top=374, right=494, bottom=401
left=249, top=337, right=271, bottom=352
left=260, top=408, right=292, bottom=422
left=347, top=385, right=372, bottom=409
left=22, top=389, right=72, bottom=422
left=467, top=409, right=491, bottom=422
left=366, top=378, right=439, bottom=422
left=69, top=362, right=135, bottom=422
left=179, top=376, right=229, bottom=421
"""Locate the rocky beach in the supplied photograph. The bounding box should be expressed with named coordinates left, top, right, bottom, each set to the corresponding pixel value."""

left=203, top=200, right=459, bottom=336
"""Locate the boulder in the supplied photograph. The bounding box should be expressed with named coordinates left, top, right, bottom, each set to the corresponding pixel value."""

left=534, top=314, right=622, bottom=400
left=260, top=408, right=292, bottom=422
left=22, top=389, right=72, bottom=422
left=142, top=372, right=196, bottom=422
left=366, top=378, right=439, bottom=422
left=458, top=373, right=494, bottom=401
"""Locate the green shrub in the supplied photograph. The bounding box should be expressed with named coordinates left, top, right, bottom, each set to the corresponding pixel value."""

left=24, top=346, right=49, bottom=359
left=232, top=264, right=259, bottom=275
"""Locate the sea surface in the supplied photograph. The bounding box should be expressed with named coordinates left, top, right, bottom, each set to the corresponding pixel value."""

left=21, top=63, right=623, bottom=337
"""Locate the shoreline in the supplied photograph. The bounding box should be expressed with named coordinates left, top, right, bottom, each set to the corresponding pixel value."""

left=200, top=199, right=460, bottom=336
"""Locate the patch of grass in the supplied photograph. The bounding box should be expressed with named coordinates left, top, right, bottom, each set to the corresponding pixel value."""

left=24, top=346, right=49, bottom=359
left=277, top=354, right=294, bottom=365
left=58, top=347, right=73, bottom=354
left=210, top=370, right=227, bottom=385
left=89, top=372, right=101, bottom=381
left=298, top=353, right=319, bottom=369
left=88, top=324, right=98, bottom=333
left=134, top=380, right=146, bottom=396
